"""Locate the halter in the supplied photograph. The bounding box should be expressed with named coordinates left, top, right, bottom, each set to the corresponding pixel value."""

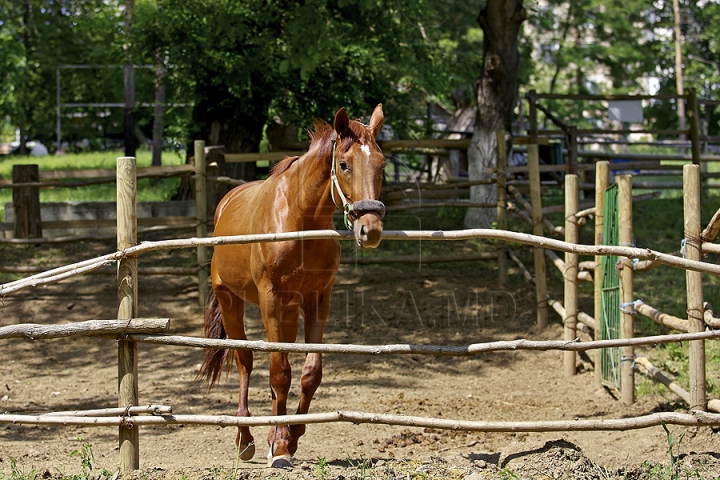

left=330, top=137, right=386, bottom=230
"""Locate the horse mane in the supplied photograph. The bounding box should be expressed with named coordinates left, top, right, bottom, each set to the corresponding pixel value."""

left=270, top=117, right=374, bottom=177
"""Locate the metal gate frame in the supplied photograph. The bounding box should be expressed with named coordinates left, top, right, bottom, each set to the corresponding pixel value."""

left=600, top=183, right=622, bottom=388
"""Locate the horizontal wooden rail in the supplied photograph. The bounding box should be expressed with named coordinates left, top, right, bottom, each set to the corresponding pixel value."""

left=224, top=151, right=304, bottom=163
left=384, top=179, right=497, bottom=192
left=547, top=298, right=596, bottom=331
left=346, top=252, right=496, bottom=264
left=380, top=139, right=472, bottom=151
left=636, top=357, right=720, bottom=413
left=34, top=216, right=197, bottom=231
left=0, top=224, right=197, bottom=245
left=2, top=409, right=720, bottom=433
left=0, top=165, right=195, bottom=189
left=506, top=164, right=569, bottom=174
left=633, top=301, right=689, bottom=332
left=702, top=243, right=720, bottom=255
left=386, top=189, right=470, bottom=201
left=576, top=129, right=689, bottom=136
left=0, top=253, right=495, bottom=276
left=4, top=228, right=720, bottom=297
left=0, top=318, right=169, bottom=340
left=0, top=265, right=198, bottom=275
left=0, top=218, right=197, bottom=233
left=545, top=249, right=592, bottom=282
left=386, top=202, right=497, bottom=212
left=541, top=192, right=660, bottom=215
left=532, top=93, right=684, bottom=101
left=44, top=405, right=173, bottom=417
left=577, top=150, right=720, bottom=162
left=40, top=164, right=195, bottom=180
left=124, top=329, right=720, bottom=355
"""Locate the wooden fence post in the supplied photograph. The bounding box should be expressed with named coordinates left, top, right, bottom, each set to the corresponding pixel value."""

left=688, top=88, right=701, bottom=167
left=117, top=156, right=139, bottom=472
left=496, top=129, right=507, bottom=287
left=618, top=175, right=634, bottom=406
left=528, top=144, right=548, bottom=328
left=684, top=164, right=706, bottom=411
left=567, top=126, right=578, bottom=176
left=195, top=140, right=209, bottom=308
left=12, top=164, right=42, bottom=239
left=564, top=174, right=578, bottom=376
left=594, top=161, right=610, bottom=386
left=528, top=91, right=538, bottom=144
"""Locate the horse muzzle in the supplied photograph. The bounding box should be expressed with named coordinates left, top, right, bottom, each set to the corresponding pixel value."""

left=351, top=200, right=385, bottom=249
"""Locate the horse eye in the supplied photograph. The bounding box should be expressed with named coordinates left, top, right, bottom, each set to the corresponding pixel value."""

left=339, top=160, right=350, bottom=172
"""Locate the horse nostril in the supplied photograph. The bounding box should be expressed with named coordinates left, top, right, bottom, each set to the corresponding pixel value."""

left=360, top=225, right=368, bottom=240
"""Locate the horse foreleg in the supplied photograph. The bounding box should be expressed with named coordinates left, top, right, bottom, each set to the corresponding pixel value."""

left=261, top=289, right=300, bottom=467
left=288, top=352, right=322, bottom=449
left=216, top=288, right=255, bottom=460
left=288, top=290, right=330, bottom=450
left=267, top=350, right=293, bottom=464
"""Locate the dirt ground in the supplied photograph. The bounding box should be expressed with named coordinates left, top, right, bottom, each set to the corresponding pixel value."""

left=2, top=254, right=720, bottom=479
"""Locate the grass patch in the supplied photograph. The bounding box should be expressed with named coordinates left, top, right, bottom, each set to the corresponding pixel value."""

left=0, top=149, right=185, bottom=222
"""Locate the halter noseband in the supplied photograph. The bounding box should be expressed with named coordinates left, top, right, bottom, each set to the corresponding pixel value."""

left=330, top=138, right=385, bottom=230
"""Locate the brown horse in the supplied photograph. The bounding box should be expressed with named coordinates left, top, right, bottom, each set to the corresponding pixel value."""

left=198, top=105, right=386, bottom=467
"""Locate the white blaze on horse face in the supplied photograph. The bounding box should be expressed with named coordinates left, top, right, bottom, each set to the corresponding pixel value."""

left=360, top=144, right=371, bottom=159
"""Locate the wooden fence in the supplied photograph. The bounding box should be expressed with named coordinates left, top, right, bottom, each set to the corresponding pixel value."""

left=3, top=156, right=720, bottom=472
left=515, top=157, right=720, bottom=411
left=525, top=90, right=720, bottom=190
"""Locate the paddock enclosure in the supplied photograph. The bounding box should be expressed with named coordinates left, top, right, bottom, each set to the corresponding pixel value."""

left=4, top=94, right=720, bottom=476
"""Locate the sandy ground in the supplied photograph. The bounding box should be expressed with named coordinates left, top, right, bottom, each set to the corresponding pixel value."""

left=2, top=259, right=720, bottom=478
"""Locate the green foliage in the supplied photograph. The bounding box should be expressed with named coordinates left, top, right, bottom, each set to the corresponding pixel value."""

left=0, top=0, right=130, bottom=147
left=0, top=458, right=41, bottom=480
left=0, top=437, right=117, bottom=480
left=314, top=456, right=329, bottom=480
left=497, top=468, right=520, bottom=480
left=523, top=0, right=667, bottom=130
left=634, top=424, right=687, bottom=480
left=68, top=436, right=95, bottom=480
left=346, top=455, right=374, bottom=479
left=2, top=0, right=485, bottom=158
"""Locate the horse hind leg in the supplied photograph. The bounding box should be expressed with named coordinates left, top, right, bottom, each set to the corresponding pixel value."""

left=215, top=287, right=255, bottom=461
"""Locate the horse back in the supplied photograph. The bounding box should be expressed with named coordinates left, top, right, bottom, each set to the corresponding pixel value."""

left=213, top=180, right=263, bottom=229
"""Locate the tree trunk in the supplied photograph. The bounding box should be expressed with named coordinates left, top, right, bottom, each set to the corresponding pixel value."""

left=123, top=0, right=136, bottom=158
left=173, top=91, right=270, bottom=202
left=19, top=0, right=31, bottom=156
left=465, top=0, right=526, bottom=228
left=152, top=60, right=166, bottom=167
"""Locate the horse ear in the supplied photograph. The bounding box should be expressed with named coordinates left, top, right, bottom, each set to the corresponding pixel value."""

left=334, top=107, right=350, bottom=135
left=368, top=104, right=384, bottom=138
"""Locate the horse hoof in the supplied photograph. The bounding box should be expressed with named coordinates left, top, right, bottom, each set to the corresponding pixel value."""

left=267, top=442, right=292, bottom=468
left=239, top=441, right=255, bottom=461
left=268, top=455, right=293, bottom=468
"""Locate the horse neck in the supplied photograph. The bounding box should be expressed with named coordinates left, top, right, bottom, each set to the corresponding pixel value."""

left=287, top=146, right=336, bottom=229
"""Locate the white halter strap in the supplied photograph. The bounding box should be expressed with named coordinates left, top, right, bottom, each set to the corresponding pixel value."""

left=330, top=138, right=355, bottom=230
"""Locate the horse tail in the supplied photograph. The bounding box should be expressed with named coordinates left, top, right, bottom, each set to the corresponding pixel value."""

left=196, top=289, right=230, bottom=390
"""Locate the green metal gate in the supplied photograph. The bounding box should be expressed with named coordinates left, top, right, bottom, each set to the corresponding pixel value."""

left=600, top=184, right=622, bottom=388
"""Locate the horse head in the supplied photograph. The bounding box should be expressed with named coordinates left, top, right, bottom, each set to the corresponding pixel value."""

left=331, top=104, right=385, bottom=248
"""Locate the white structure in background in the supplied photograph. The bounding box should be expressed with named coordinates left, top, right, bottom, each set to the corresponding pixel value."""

left=608, top=101, right=644, bottom=123
left=30, top=142, right=49, bottom=157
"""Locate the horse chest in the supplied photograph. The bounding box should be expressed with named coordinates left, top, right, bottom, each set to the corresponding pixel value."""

left=264, top=241, right=340, bottom=290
